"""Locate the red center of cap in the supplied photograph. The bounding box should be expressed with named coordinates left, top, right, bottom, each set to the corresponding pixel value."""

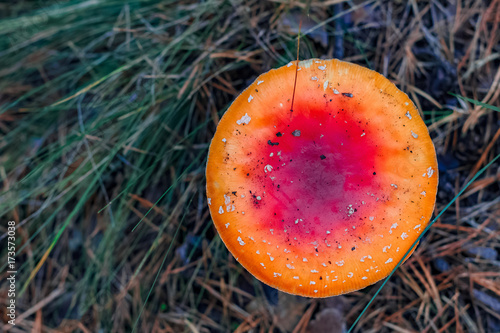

left=246, top=100, right=379, bottom=250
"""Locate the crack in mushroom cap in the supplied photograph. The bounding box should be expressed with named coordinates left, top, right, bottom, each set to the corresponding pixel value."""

left=206, top=58, right=438, bottom=297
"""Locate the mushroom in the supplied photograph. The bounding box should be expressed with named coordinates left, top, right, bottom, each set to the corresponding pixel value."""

left=206, top=59, right=438, bottom=297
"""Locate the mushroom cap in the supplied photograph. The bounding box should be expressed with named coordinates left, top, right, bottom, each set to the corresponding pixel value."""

left=206, top=59, right=438, bottom=297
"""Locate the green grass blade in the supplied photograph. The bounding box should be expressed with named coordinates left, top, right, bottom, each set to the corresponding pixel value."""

left=348, top=152, right=500, bottom=332
left=448, top=92, right=500, bottom=112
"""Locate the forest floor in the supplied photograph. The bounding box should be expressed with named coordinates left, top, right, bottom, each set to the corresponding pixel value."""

left=0, top=1, right=499, bottom=332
